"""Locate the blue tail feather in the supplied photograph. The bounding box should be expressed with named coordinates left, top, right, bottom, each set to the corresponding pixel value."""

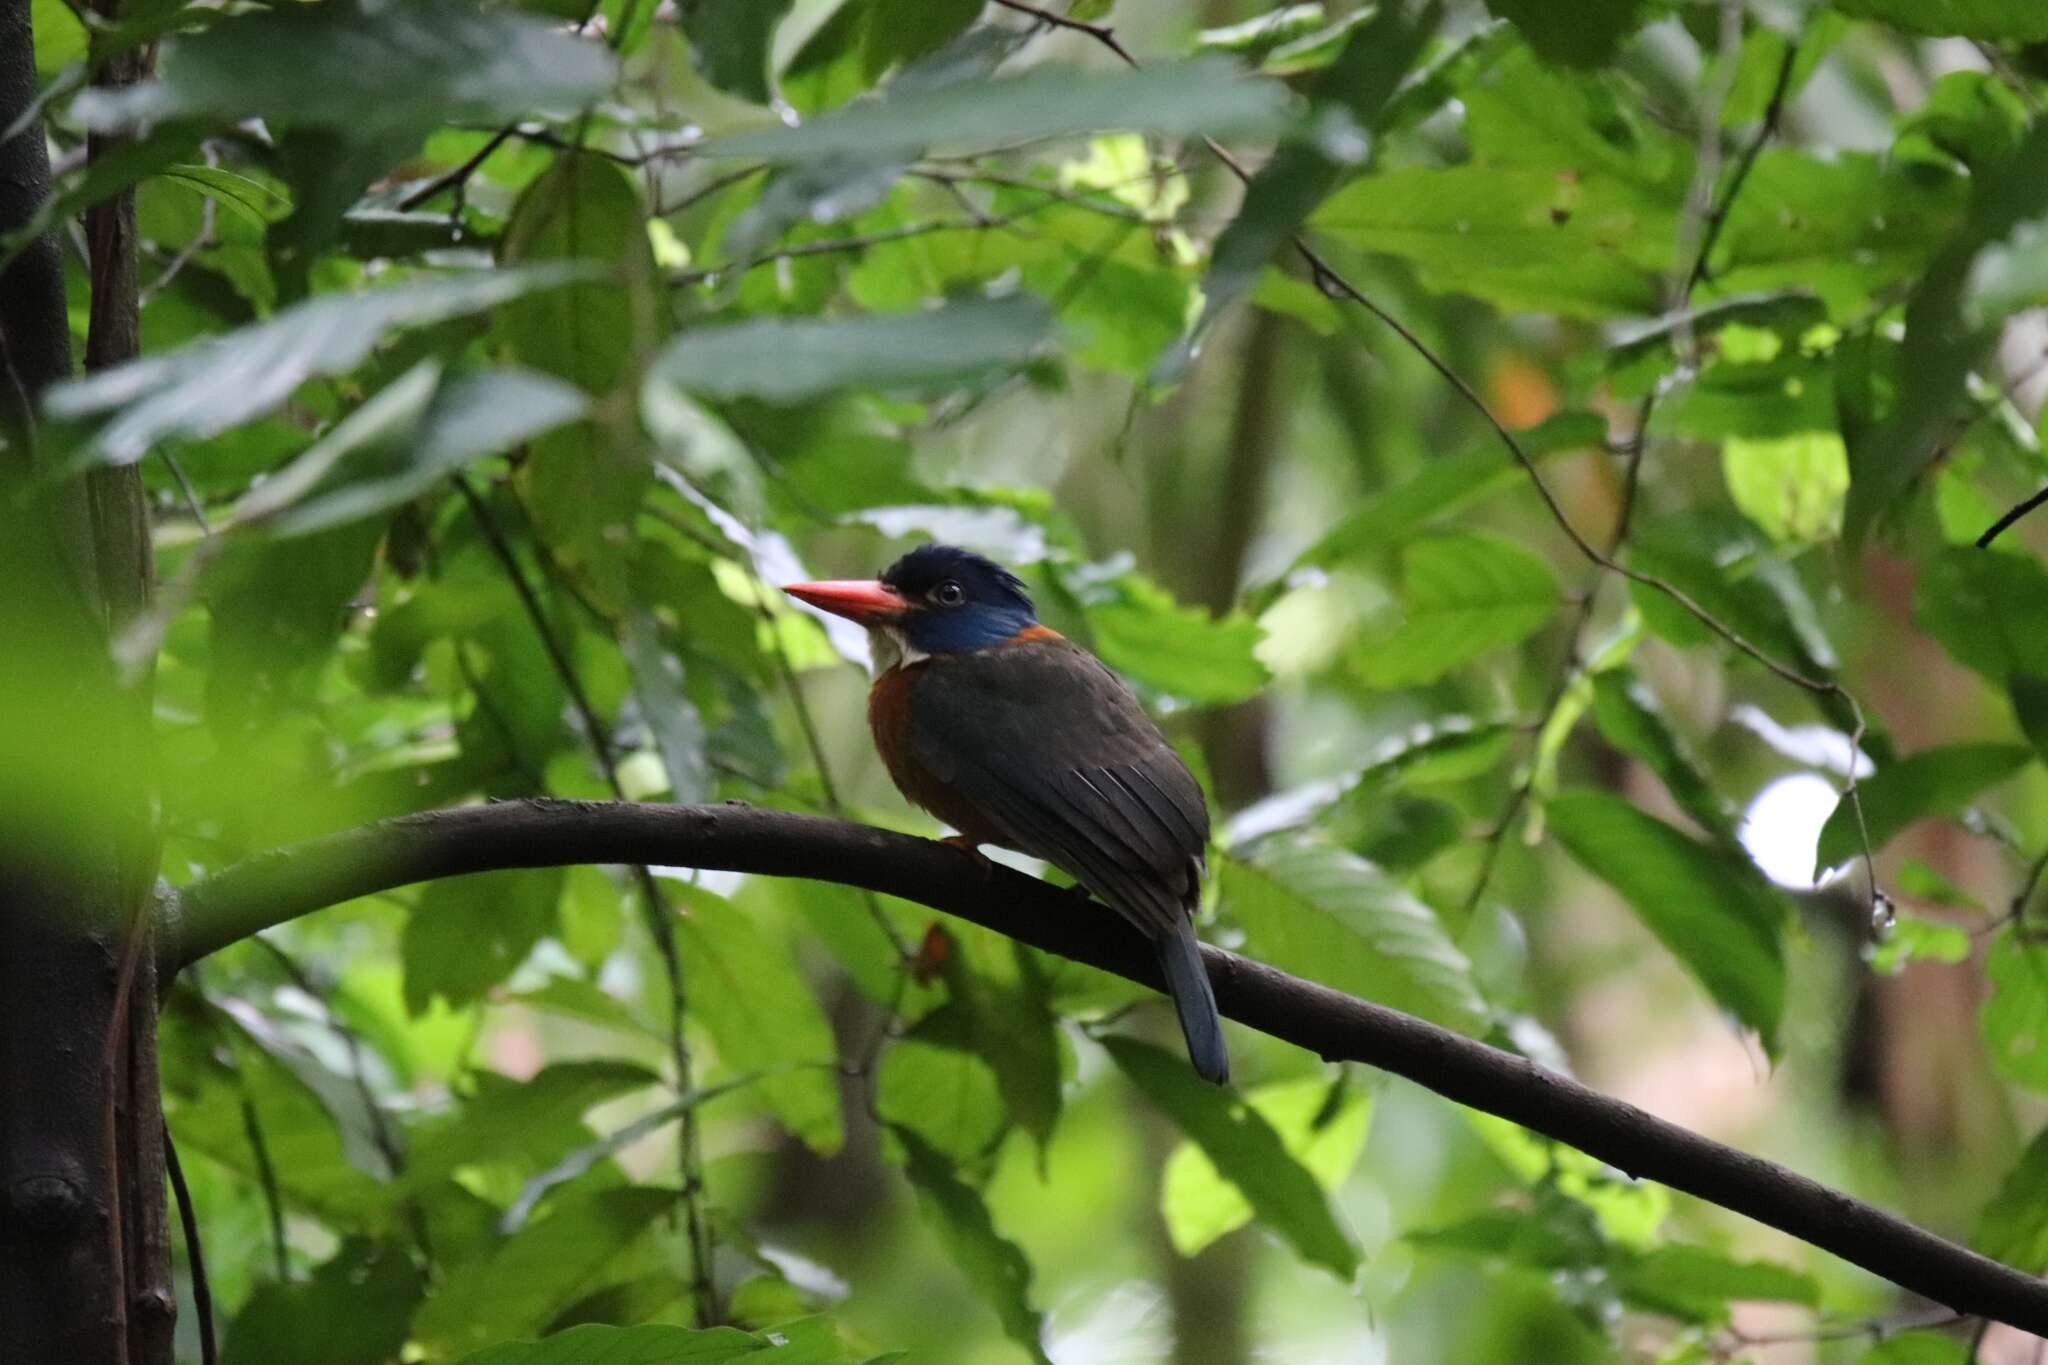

left=1156, top=923, right=1229, bottom=1085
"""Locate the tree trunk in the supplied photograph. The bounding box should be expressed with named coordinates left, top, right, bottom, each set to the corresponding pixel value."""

left=0, top=1, right=168, bottom=1358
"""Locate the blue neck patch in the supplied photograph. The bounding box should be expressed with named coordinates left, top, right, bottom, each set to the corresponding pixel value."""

left=903, top=603, right=1036, bottom=655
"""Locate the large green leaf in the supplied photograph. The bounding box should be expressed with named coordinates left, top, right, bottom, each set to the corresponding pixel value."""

left=875, top=1008, right=1007, bottom=1162
left=1589, top=671, right=1740, bottom=846
left=647, top=295, right=1053, bottom=404
left=1914, top=547, right=2048, bottom=683
left=221, top=1239, right=422, bottom=1365
left=1079, top=571, right=1269, bottom=706
left=1312, top=166, right=1672, bottom=317
left=939, top=927, right=1062, bottom=1150
left=1481, top=0, right=1654, bottom=66
left=1842, top=126, right=2048, bottom=543
left=682, top=0, right=793, bottom=104
left=894, top=1128, right=1051, bottom=1365
left=1104, top=1037, right=1357, bottom=1278
left=672, top=885, right=845, bottom=1155
left=47, top=265, right=587, bottom=464
left=1549, top=792, right=1787, bottom=1045
left=402, top=1060, right=665, bottom=1195
left=72, top=0, right=615, bottom=138
left=1612, top=1244, right=1818, bottom=1325
left=1983, top=929, right=2048, bottom=1092
left=1161, top=1074, right=1371, bottom=1259
left=1978, top=1123, right=2048, bottom=1272
left=709, top=58, right=1292, bottom=164
left=1223, top=838, right=1489, bottom=1034
left=402, top=868, right=563, bottom=1014
left=1352, top=532, right=1560, bottom=689
left=1832, top=0, right=2048, bottom=39
left=1813, top=743, right=2029, bottom=875
left=1162, top=3, right=1436, bottom=379
left=253, top=365, right=589, bottom=538
left=412, top=1187, right=676, bottom=1356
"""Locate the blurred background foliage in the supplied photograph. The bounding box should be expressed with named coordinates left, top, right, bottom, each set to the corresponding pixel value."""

left=22, top=0, right=2048, bottom=1358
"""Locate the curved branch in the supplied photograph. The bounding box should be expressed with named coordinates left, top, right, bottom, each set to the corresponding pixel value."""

left=168, top=798, right=2048, bottom=1335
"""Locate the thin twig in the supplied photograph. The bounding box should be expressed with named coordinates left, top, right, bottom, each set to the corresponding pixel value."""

left=989, top=0, right=1136, bottom=63
left=163, top=1123, right=217, bottom=1365
left=239, top=1090, right=289, bottom=1280
left=1976, top=484, right=2048, bottom=547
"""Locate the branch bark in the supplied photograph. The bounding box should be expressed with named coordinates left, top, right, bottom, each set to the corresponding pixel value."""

left=168, top=798, right=2048, bottom=1336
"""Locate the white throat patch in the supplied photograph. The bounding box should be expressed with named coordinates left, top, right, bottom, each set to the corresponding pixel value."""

left=868, top=625, right=929, bottom=674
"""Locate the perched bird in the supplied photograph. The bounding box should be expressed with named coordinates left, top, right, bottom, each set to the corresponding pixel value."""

left=785, top=544, right=1229, bottom=1085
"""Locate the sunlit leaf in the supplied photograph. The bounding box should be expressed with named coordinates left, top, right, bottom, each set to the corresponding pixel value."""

left=1162, top=1074, right=1370, bottom=1258
left=672, top=885, right=844, bottom=1154
left=1814, top=743, right=2029, bottom=875
left=1224, top=838, right=1489, bottom=1034
left=1983, top=930, right=2048, bottom=1092
left=1832, top=0, right=2048, bottom=39
left=1978, top=1124, right=2048, bottom=1273
left=1722, top=431, right=1849, bottom=544
left=894, top=1127, right=1051, bottom=1365
left=1352, top=532, right=1560, bottom=689
left=1104, top=1037, right=1357, bottom=1278
left=1550, top=792, right=1786, bottom=1045
left=412, top=1187, right=676, bottom=1356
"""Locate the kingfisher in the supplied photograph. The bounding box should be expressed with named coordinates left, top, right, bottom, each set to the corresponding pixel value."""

left=785, top=544, right=1229, bottom=1085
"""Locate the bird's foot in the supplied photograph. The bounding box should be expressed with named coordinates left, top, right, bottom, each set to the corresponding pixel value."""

left=942, top=834, right=995, bottom=878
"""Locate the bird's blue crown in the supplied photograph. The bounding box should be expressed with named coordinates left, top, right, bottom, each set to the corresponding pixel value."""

left=882, top=544, right=1038, bottom=654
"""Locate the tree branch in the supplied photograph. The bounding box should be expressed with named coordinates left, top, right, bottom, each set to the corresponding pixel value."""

left=165, top=798, right=2048, bottom=1336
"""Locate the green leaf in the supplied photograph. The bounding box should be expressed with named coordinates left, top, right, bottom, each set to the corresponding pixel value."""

left=940, top=929, right=1062, bottom=1150
left=1894, top=858, right=1985, bottom=913
left=647, top=295, right=1054, bottom=404
left=1831, top=0, right=2048, bottom=40
left=1162, top=1074, right=1370, bottom=1258
left=47, top=265, right=588, bottom=465
left=1312, top=166, right=1672, bottom=317
left=1352, top=532, right=1560, bottom=689
left=1549, top=792, right=1786, bottom=1045
left=1861, top=1335, right=1971, bottom=1365
left=894, top=1127, right=1051, bottom=1365
left=412, top=1187, right=677, bottom=1356
left=1978, top=1124, right=2048, bottom=1273
left=1612, top=1244, right=1818, bottom=1325
left=1915, top=547, right=2048, bottom=684
left=1103, top=1036, right=1357, bottom=1278
left=1284, top=411, right=1603, bottom=580
left=1722, top=431, right=1850, bottom=544
left=1814, top=743, right=2029, bottom=875
left=1983, top=929, right=2048, bottom=1091
left=708, top=58, right=1292, bottom=164
left=403, top=1060, right=665, bottom=1194
left=221, top=1239, right=422, bottom=1365
left=1708, top=151, right=1968, bottom=320
left=1161, top=3, right=1436, bottom=381
left=1223, top=838, right=1489, bottom=1035
left=498, top=153, right=650, bottom=394
left=256, top=366, right=589, bottom=538
left=72, top=0, right=615, bottom=139
left=1868, top=912, right=1972, bottom=975
left=1843, top=126, right=2048, bottom=543
left=876, top=1008, right=1007, bottom=1161
left=403, top=868, right=562, bottom=1014
left=453, top=1323, right=784, bottom=1365
left=159, top=163, right=289, bottom=230
left=1482, top=0, right=1654, bottom=67
left=1467, top=1112, right=1668, bottom=1248
left=1589, top=671, right=1740, bottom=846
left=622, top=609, right=710, bottom=804
left=672, top=885, right=845, bottom=1155
left=1079, top=572, right=1269, bottom=706
left=682, top=0, right=793, bottom=104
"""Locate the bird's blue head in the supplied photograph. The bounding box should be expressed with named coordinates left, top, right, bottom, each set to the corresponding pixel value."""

left=784, top=543, right=1040, bottom=664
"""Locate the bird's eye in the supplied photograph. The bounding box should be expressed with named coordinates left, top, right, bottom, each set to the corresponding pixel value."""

left=932, top=580, right=965, bottom=607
